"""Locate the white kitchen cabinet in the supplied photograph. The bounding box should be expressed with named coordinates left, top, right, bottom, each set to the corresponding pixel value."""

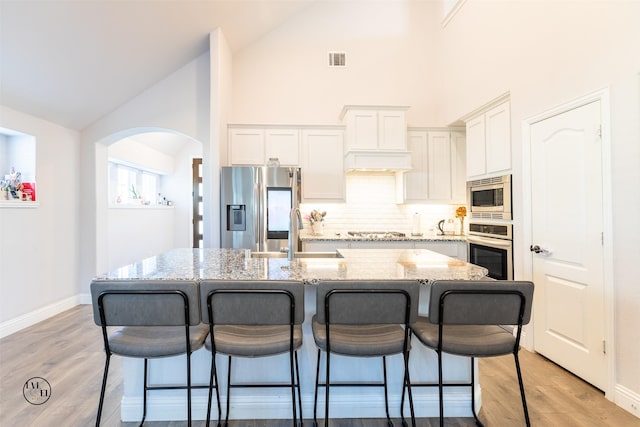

left=302, top=241, right=350, bottom=252
left=229, top=126, right=299, bottom=166
left=301, top=128, right=345, bottom=201
left=341, top=106, right=409, bottom=152
left=401, top=129, right=466, bottom=204
left=304, top=240, right=467, bottom=260
left=414, top=241, right=467, bottom=260
left=265, top=128, right=300, bottom=166
left=348, top=241, right=415, bottom=250
left=465, top=100, right=511, bottom=179
left=229, top=127, right=265, bottom=165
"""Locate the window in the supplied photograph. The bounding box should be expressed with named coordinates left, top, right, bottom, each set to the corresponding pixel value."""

left=109, top=162, right=160, bottom=205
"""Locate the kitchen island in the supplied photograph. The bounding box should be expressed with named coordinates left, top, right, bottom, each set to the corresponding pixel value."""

left=94, top=248, right=488, bottom=422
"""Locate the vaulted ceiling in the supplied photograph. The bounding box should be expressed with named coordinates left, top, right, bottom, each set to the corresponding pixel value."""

left=0, top=0, right=315, bottom=130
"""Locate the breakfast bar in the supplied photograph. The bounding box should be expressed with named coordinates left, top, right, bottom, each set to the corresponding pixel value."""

left=93, top=247, right=488, bottom=422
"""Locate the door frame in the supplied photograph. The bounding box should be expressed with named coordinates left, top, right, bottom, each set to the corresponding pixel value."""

left=521, top=87, right=615, bottom=399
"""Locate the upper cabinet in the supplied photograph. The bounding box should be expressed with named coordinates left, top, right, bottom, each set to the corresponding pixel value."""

left=229, top=126, right=300, bottom=166
left=465, top=100, right=511, bottom=179
left=229, top=124, right=345, bottom=201
left=340, top=105, right=411, bottom=171
left=301, top=127, right=345, bottom=202
left=341, top=106, right=409, bottom=151
left=400, top=129, right=466, bottom=204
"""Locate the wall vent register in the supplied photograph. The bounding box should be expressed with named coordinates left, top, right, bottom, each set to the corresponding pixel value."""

left=328, top=52, right=346, bottom=67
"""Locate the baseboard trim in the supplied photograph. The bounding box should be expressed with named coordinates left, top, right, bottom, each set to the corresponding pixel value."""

left=0, top=295, right=81, bottom=338
left=121, top=391, right=475, bottom=422
left=615, top=384, right=640, bottom=419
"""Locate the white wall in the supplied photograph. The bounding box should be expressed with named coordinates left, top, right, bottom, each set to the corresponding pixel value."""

left=208, top=29, right=233, bottom=248
left=436, top=0, right=640, bottom=407
left=106, top=206, right=175, bottom=271
left=108, top=137, right=175, bottom=175
left=231, top=0, right=439, bottom=127
left=301, top=173, right=460, bottom=235
left=0, top=106, right=80, bottom=337
left=79, top=52, right=210, bottom=291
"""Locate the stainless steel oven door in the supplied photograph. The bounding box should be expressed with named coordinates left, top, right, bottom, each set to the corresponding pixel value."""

left=467, top=234, right=513, bottom=280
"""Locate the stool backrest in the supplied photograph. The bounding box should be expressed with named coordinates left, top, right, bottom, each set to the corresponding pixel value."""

left=90, top=280, right=201, bottom=326
left=315, top=280, right=420, bottom=325
left=199, top=280, right=305, bottom=325
left=428, top=280, right=534, bottom=326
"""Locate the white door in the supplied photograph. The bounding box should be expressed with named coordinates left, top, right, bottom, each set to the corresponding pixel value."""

left=530, top=100, right=607, bottom=390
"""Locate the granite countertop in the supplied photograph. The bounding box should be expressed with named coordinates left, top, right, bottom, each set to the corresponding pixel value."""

left=299, top=230, right=467, bottom=242
left=94, top=247, right=488, bottom=284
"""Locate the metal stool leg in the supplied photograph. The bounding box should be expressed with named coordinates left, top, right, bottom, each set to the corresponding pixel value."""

left=95, top=352, right=111, bottom=427
left=437, top=350, right=444, bottom=427
left=382, top=356, right=393, bottom=426
left=225, top=356, right=232, bottom=427
left=470, top=357, right=484, bottom=427
left=289, top=346, right=297, bottom=426
left=141, top=358, right=148, bottom=426
left=514, top=352, right=531, bottom=427
left=295, top=351, right=303, bottom=427
left=313, top=349, right=321, bottom=427
left=325, top=350, right=331, bottom=426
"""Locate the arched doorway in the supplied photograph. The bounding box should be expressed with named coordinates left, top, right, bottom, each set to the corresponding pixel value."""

left=95, top=127, right=203, bottom=272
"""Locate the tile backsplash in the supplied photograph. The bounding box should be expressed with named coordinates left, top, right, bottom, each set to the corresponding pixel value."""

left=301, top=173, right=465, bottom=236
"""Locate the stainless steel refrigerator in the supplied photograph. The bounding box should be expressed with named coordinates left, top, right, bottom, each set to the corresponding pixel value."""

left=220, top=166, right=302, bottom=251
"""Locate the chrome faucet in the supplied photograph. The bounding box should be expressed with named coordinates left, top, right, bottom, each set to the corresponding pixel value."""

left=288, top=207, right=303, bottom=260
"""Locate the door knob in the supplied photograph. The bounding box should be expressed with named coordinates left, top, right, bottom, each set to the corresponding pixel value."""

left=530, top=244, right=552, bottom=255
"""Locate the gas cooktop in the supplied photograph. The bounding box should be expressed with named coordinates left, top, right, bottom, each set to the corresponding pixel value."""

left=347, top=231, right=407, bottom=239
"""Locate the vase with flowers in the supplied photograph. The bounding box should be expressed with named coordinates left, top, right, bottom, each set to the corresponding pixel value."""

left=455, top=206, right=467, bottom=235
left=306, top=209, right=326, bottom=235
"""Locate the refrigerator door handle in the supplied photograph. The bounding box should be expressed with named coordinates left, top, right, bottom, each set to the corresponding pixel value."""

left=256, top=167, right=263, bottom=251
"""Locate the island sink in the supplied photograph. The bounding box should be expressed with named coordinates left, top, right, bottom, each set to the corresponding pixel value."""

left=248, top=251, right=344, bottom=259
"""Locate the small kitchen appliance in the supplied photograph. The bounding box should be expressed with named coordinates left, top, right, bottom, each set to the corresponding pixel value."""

left=467, top=174, right=512, bottom=220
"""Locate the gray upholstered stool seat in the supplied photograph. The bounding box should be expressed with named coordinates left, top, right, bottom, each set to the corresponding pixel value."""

left=91, top=279, right=206, bottom=427
left=312, top=280, right=420, bottom=427
left=312, top=317, right=409, bottom=356
left=406, top=280, right=535, bottom=427
left=109, top=325, right=209, bottom=358
left=200, top=279, right=305, bottom=427
left=409, top=320, right=515, bottom=357
left=204, top=324, right=303, bottom=357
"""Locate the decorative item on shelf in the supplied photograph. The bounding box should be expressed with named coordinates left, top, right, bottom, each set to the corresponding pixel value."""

left=1, top=167, right=32, bottom=201
left=130, top=184, right=143, bottom=204
left=306, top=209, right=326, bottom=235
left=455, top=206, right=467, bottom=236
left=266, top=157, right=280, bottom=167
left=411, top=212, right=423, bottom=236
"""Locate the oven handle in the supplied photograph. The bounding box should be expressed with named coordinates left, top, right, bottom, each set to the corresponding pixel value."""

left=467, top=235, right=513, bottom=249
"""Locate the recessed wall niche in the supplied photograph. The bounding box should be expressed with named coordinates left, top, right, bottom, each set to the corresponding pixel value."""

left=0, top=127, right=36, bottom=203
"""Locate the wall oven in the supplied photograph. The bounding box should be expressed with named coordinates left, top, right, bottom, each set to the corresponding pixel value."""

left=467, top=222, right=513, bottom=280
left=467, top=174, right=512, bottom=220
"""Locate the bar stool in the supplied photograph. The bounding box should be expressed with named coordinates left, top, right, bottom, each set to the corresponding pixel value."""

left=312, top=280, right=420, bottom=427
left=90, top=279, right=208, bottom=426
left=407, top=280, right=534, bottom=427
left=199, top=279, right=304, bottom=427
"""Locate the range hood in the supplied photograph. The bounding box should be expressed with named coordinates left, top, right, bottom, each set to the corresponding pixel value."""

left=343, top=150, right=412, bottom=172
left=340, top=105, right=412, bottom=172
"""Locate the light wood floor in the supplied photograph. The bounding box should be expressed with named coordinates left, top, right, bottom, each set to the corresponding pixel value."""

left=1, top=305, right=638, bottom=427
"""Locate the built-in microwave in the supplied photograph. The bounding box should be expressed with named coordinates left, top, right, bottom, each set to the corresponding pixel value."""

left=467, top=174, right=512, bottom=220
